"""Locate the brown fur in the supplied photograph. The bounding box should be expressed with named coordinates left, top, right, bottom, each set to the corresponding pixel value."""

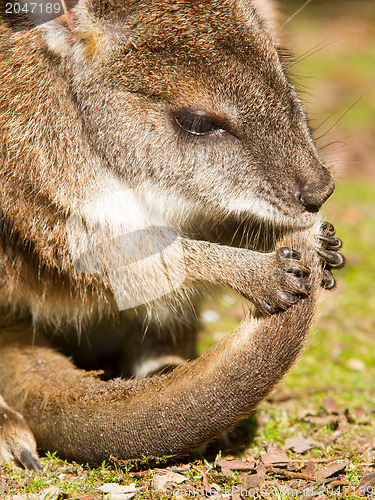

left=0, top=228, right=321, bottom=464
left=0, top=0, right=342, bottom=466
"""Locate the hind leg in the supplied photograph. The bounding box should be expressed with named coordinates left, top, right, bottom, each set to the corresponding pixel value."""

left=0, top=326, right=41, bottom=471
left=0, top=394, right=40, bottom=471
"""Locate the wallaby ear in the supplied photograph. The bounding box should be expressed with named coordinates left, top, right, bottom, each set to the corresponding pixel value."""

left=239, top=0, right=281, bottom=43
left=41, top=0, right=104, bottom=58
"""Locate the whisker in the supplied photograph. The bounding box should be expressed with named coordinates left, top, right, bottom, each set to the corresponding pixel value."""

left=314, top=109, right=340, bottom=133
left=316, top=91, right=370, bottom=140
left=318, top=140, right=346, bottom=151
left=290, top=38, right=345, bottom=68
left=279, top=0, right=314, bottom=32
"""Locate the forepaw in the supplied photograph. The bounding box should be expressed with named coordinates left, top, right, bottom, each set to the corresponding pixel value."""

left=254, top=247, right=311, bottom=315
left=316, top=222, right=346, bottom=290
left=0, top=396, right=41, bottom=471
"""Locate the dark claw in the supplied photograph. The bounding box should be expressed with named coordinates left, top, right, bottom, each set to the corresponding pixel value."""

left=316, top=248, right=345, bottom=268
left=318, top=221, right=345, bottom=290
left=19, top=449, right=42, bottom=472
left=257, top=300, right=277, bottom=315
left=277, top=247, right=301, bottom=260
left=318, top=235, right=342, bottom=250
left=283, top=263, right=311, bottom=277
left=279, top=291, right=299, bottom=304
left=299, top=283, right=312, bottom=294
left=321, top=269, right=336, bottom=290
left=321, top=221, right=336, bottom=236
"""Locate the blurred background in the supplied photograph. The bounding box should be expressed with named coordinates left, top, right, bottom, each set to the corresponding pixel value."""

left=200, top=0, right=375, bottom=462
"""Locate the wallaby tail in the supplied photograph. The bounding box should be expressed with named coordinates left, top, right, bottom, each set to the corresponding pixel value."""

left=0, top=225, right=321, bottom=465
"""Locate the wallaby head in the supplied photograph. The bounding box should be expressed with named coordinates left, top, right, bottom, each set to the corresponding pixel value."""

left=43, top=0, right=334, bottom=225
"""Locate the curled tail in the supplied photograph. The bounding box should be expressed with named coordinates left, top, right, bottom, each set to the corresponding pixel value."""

left=0, top=226, right=322, bottom=465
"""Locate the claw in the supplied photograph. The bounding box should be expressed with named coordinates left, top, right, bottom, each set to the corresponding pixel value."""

left=19, top=449, right=42, bottom=472
left=284, top=263, right=311, bottom=277
left=321, top=269, right=336, bottom=289
left=277, top=247, right=301, bottom=260
left=279, top=291, right=299, bottom=305
left=318, top=235, right=342, bottom=250
left=257, top=300, right=277, bottom=315
left=316, top=248, right=345, bottom=268
left=321, top=221, right=336, bottom=236
left=299, top=283, right=312, bottom=295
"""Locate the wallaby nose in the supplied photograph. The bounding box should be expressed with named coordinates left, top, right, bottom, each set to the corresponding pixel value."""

left=299, top=172, right=335, bottom=212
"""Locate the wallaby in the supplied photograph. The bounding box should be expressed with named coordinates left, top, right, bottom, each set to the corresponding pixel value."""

left=0, top=0, right=345, bottom=469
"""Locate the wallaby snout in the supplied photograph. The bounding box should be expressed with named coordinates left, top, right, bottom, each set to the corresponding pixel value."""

left=299, top=168, right=335, bottom=213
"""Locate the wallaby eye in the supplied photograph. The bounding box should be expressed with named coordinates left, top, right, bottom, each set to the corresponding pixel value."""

left=174, top=113, right=223, bottom=136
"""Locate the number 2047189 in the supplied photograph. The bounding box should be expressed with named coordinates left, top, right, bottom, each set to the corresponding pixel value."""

left=5, top=2, right=62, bottom=14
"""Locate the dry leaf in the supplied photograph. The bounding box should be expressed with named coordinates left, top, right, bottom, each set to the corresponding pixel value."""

left=240, top=463, right=266, bottom=490
left=288, top=479, right=308, bottom=489
left=40, top=486, right=64, bottom=499
left=265, top=443, right=288, bottom=456
left=326, top=429, right=344, bottom=445
left=268, top=389, right=293, bottom=402
left=299, top=408, right=319, bottom=420
left=260, top=453, right=291, bottom=466
left=284, top=436, right=322, bottom=454
left=220, top=467, right=234, bottom=477
left=98, top=483, right=137, bottom=500
left=240, top=474, right=263, bottom=490
left=152, top=471, right=187, bottom=492
left=303, top=461, right=317, bottom=476
left=232, top=494, right=242, bottom=500
left=346, top=358, right=365, bottom=372
left=323, top=397, right=341, bottom=415
left=357, top=473, right=375, bottom=496
left=216, top=458, right=255, bottom=471
left=314, top=460, right=349, bottom=480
